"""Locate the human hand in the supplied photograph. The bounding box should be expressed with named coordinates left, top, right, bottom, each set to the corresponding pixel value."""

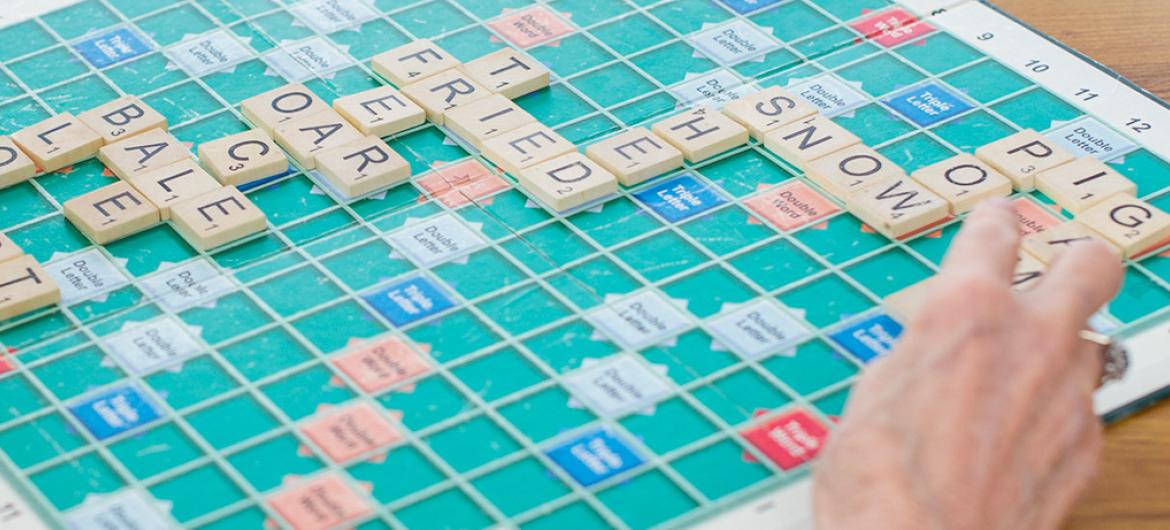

left=812, top=198, right=1124, bottom=530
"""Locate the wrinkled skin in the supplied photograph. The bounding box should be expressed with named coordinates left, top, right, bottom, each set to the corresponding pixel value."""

left=813, top=198, right=1124, bottom=530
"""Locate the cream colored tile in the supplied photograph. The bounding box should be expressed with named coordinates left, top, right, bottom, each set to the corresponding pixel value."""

left=519, top=152, right=619, bottom=212
left=585, top=127, right=683, bottom=187
left=1077, top=194, right=1170, bottom=258
left=847, top=176, right=950, bottom=239
left=462, top=48, right=550, bottom=99
left=651, top=106, right=748, bottom=163
left=171, top=187, right=268, bottom=250
left=240, top=84, right=330, bottom=134
left=1036, top=156, right=1136, bottom=213
left=371, top=39, right=459, bottom=86
left=198, top=129, right=289, bottom=187
left=0, top=255, right=60, bottom=321
left=11, top=113, right=103, bottom=173
left=0, top=232, right=23, bottom=264
left=722, top=86, right=818, bottom=140
left=1021, top=221, right=1119, bottom=264
left=63, top=181, right=161, bottom=244
left=806, top=144, right=904, bottom=198
left=444, top=94, right=535, bottom=148
left=0, top=136, right=37, bottom=189
left=481, top=122, right=575, bottom=175
left=910, top=153, right=1013, bottom=214
left=401, top=68, right=491, bottom=124
left=78, top=95, right=167, bottom=144
left=128, top=159, right=223, bottom=220
left=97, top=128, right=192, bottom=180
left=333, top=86, right=427, bottom=138
left=975, top=129, right=1075, bottom=191
left=316, top=136, right=411, bottom=198
left=274, top=109, right=364, bottom=170
left=762, top=115, right=860, bottom=170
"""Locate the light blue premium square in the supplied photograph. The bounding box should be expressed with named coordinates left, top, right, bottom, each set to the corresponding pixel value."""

left=363, top=275, right=456, bottom=327
left=546, top=428, right=644, bottom=486
left=68, top=384, right=162, bottom=440
left=73, top=28, right=153, bottom=68
left=883, top=82, right=974, bottom=127
left=633, top=173, right=727, bottom=223
left=717, top=0, right=785, bottom=14
left=829, top=313, right=904, bottom=364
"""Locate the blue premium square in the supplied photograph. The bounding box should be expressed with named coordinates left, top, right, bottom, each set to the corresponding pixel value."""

left=717, top=0, right=785, bottom=14
left=73, top=28, right=152, bottom=69
left=363, top=275, right=456, bottom=327
left=69, top=384, right=162, bottom=440
left=883, top=82, right=975, bottom=127
left=547, top=428, right=644, bottom=486
left=829, top=313, right=904, bottom=364
left=633, top=173, right=727, bottom=223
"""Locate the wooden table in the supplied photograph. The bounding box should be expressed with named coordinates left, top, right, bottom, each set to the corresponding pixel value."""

left=991, top=2, right=1170, bottom=527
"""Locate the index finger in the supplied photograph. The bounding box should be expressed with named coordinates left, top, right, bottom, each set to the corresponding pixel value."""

left=941, top=198, right=1022, bottom=282
left=1027, top=239, right=1124, bottom=326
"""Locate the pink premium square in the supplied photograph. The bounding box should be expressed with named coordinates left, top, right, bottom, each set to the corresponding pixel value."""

left=333, top=337, right=430, bottom=394
left=302, top=402, right=403, bottom=463
left=268, top=473, right=372, bottom=530
left=850, top=8, right=936, bottom=48
left=1014, top=197, right=1061, bottom=237
left=488, top=6, right=574, bottom=48
left=745, top=180, right=841, bottom=232
left=417, top=160, right=510, bottom=208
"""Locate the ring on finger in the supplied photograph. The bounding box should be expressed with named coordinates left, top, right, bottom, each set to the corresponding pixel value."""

left=1079, top=330, right=1129, bottom=386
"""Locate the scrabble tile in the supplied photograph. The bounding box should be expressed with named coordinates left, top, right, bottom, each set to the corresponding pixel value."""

left=444, top=94, right=536, bottom=148
left=1021, top=221, right=1119, bottom=264
left=0, top=255, right=60, bottom=321
left=274, top=109, right=364, bottom=170
left=171, top=186, right=268, bottom=250
left=462, top=48, right=551, bottom=99
left=63, top=182, right=161, bottom=244
left=316, top=136, right=411, bottom=198
left=722, top=86, right=818, bottom=140
left=884, top=278, right=931, bottom=323
left=97, top=129, right=192, bottom=180
left=198, top=129, right=289, bottom=187
left=11, top=113, right=103, bottom=173
left=481, top=122, right=575, bottom=175
left=0, top=136, right=37, bottom=189
left=585, top=127, right=684, bottom=186
left=127, top=159, right=222, bottom=220
left=78, top=96, right=167, bottom=144
left=0, top=232, right=23, bottom=264
left=651, top=106, right=749, bottom=163
left=910, top=154, right=1013, bottom=214
left=975, top=129, right=1075, bottom=191
left=1077, top=194, right=1170, bottom=258
left=519, top=152, right=619, bottom=212
left=806, top=144, right=905, bottom=198
left=763, top=115, right=861, bottom=170
left=1036, top=156, right=1136, bottom=213
left=371, top=39, right=459, bottom=86
left=400, top=68, right=491, bottom=124
left=1013, top=251, right=1047, bottom=291
left=332, top=86, right=426, bottom=138
left=241, top=84, right=330, bottom=134
left=847, top=176, right=950, bottom=239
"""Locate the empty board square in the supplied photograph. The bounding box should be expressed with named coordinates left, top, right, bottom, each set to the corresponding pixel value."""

left=395, top=488, right=494, bottom=530
left=597, top=469, right=698, bottom=529
left=472, top=457, right=570, bottom=516
left=498, top=386, right=595, bottom=442
left=426, top=415, right=521, bottom=472
left=347, top=445, right=446, bottom=504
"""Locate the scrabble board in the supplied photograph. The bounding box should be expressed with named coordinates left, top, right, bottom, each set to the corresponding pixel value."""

left=3, top=1, right=1170, bottom=529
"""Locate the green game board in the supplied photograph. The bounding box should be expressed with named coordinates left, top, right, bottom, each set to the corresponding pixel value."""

left=2, top=0, right=1170, bottom=529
